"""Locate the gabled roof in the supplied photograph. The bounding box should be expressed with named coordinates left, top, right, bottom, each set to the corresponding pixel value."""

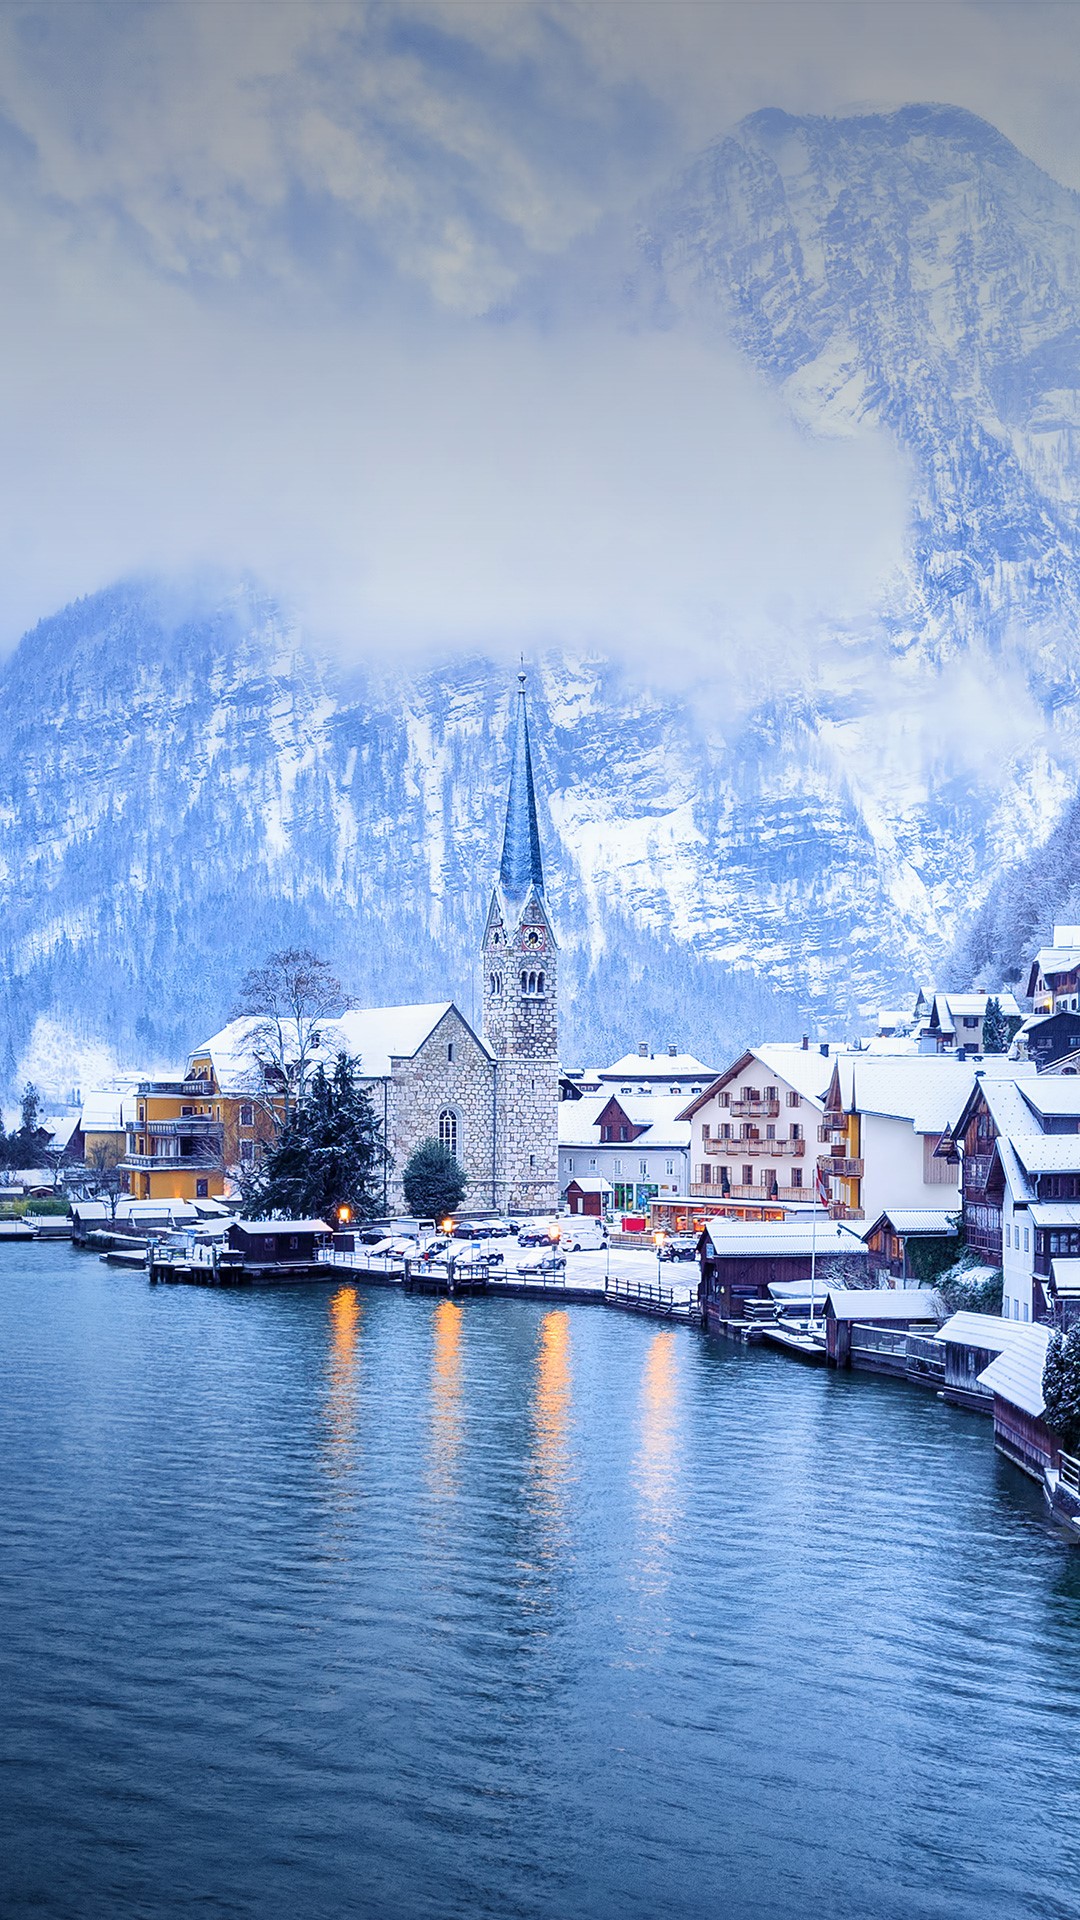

left=1050, top=1258, right=1080, bottom=1298
left=944, top=1061, right=1041, bottom=1147
left=831, top=1054, right=977, bottom=1132
left=825, top=1287, right=940, bottom=1321
left=976, top=1323, right=1052, bottom=1417
left=566, top=1177, right=612, bottom=1194
left=1028, top=1201, right=1080, bottom=1228
left=679, top=1043, right=847, bottom=1121
left=1017, top=1082, right=1080, bottom=1120
left=192, top=1003, right=487, bottom=1092
left=1010, top=1134, right=1080, bottom=1176
left=558, top=1093, right=691, bottom=1150
left=233, top=1218, right=332, bottom=1234
left=599, top=1051, right=715, bottom=1082
left=864, top=1208, right=957, bottom=1240
left=935, top=1311, right=1029, bottom=1353
left=702, top=1220, right=863, bottom=1257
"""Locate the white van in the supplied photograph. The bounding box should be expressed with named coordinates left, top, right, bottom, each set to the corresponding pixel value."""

left=559, top=1216, right=608, bottom=1252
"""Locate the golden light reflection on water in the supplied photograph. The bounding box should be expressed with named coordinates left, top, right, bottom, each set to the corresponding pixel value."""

left=529, top=1310, right=573, bottom=1554
left=322, top=1286, right=362, bottom=1491
left=428, top=1299, right=464, bottom=1503
left=631, top=1329, right=682, bottom=1612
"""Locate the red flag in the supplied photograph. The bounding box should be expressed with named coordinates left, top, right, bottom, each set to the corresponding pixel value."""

left=816, top=1163, right=831, bottom=1209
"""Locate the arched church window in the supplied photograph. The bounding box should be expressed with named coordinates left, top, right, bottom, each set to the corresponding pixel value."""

left=537, top=971, right=544, bottom=993
left=521, top=970, right=528, bottom=993
left=438, top=1109, right=458, bottom=1156
left=528, top=971, right=537, bottom=993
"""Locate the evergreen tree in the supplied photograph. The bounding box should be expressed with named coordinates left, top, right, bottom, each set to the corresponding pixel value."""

left=1042, top=1325, right=1080, bottom=1454
left=402, top=1137, right=466, bottom=1221
left=245, top=1053, right=387, bottom=1222
left=982, top=996, right=1011, bottom=1055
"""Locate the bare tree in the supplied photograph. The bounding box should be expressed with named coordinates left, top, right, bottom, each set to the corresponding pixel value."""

left=83, top=1143, right=126, bottom=1220
left=231, top=948, right=352, bottom=1130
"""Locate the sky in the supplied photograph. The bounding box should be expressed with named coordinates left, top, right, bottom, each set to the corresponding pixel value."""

left=1, top=0, right=1079, bottom=673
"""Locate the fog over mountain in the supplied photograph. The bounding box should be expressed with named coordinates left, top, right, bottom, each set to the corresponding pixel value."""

left=4, top=99, right=1080, bottom=1092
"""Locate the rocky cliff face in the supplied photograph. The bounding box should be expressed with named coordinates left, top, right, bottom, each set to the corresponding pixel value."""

left=5, top=105, right=1080, bottom=1088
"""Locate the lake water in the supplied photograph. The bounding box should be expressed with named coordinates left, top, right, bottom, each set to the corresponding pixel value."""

left=3, top=1244, right=1080, bottom=1920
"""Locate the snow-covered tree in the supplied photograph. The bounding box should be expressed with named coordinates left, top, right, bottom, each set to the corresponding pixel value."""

left=1042, top=1325, right=1080, bottom=1455
left=402, top=1138, right=466, bottom=1221
left=241, top=1053, right=386, bottom=1222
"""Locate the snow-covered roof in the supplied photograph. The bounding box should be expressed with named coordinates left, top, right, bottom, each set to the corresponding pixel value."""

left=599, top=1051, right=715, bottom=1080
left=1017, top=1082, right=1080, bottom=1119
left=832, top=1055, right=977, bottom=1132
left=939, top=991, right=1021, bottom=1018
left=558, top=1093, right=691, bottom=1150
left=1010, top=1135, right=1080, bottom=1175
left=1028, top=1202, right=1080, bottom=1228
left=935, top=1311, right=1027, bottom=1352
left=192, top=1003, right=481, bottom=1091
left=1053, top=925, right=1080, bottom=947
left=232, top=1218, right=332, bottom=1234
left=1050, top=1259, right=1080, bottom=1298
left=864, top=1208, right=957, bottom=1239
left=976, top=1323, right=1052, bottom=1418
left=826, top=1288, right=940, bottom=1321
left=81, top=1087, right=141, bottom=1131
left=118, top=1198, right=198, bottom=1221
left=565, top=1177, right=612, bottom=1194
left=1032, top=943, right=1080, bottom=977
left=45, top=1113, right=81, bottom=1149
left=702, top=1220, right=864, bottom=1258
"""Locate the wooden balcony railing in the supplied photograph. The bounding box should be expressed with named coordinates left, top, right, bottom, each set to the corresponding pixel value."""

left=705, top=1137, right=805, bottom=1158
left=817, top=1155, right=864, bottom=1179
left=730, top=1096, right=780, bottom=1118
left=691, top=1181, right=808, bottom=1201
left=828, top=1202, right=865, bottom=1221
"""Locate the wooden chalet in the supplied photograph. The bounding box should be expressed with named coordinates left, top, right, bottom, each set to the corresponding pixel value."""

left=565, top=1177, right=612, bottom=1218
left=227, top=1218, right=332, bottom=1279
left=934, top=1310, right=1032, bottom=1411
left=862, top=1208, right=959, bottom=1282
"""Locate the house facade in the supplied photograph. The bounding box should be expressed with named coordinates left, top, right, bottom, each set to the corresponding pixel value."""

left=818, top=1055, right=970, bottom=1225
left=558, top=1093, right=690, bottom=1211
left=1026, top=926, right=1080, bottom=1016
left=679, top=1043, right=841, bottom=1210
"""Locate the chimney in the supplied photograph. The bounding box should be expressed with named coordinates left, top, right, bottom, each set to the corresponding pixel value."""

left=801, top=1034, right=809, bottom=1050
left=820, top=1042, right=830, bottom=1057
left=668, top=1042, right=677, bottom=1057
left=639, top=1041, right=649, bottom=1057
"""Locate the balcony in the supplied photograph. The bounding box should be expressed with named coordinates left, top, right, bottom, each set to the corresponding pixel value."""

left=704, top=1136, right=805, bottom=1158
left=123, top=1149, right=224, bottom=1171
left=147, top=1117, right=222, bottom=1138
left=818, top=1123, right=847, bottom=1145
left=817, top=1155, right=864, bottom=1179
left=691, top=1182, right=809, bottom=1202
left=828, top=1202, right=865, bottom=1221
left=729, top=1095, right=780, bottom=1118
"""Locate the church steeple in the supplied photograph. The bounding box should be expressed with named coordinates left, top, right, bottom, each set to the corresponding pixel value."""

left=498, top=671, right=544, bottom=903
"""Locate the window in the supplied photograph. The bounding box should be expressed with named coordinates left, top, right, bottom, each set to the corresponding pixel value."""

left=490, top=972, right=503, bottom=996
left=240, top=1141, right=255, bottom=1164
left=720, top=1092, right=731, bottom=1108
left=666, top=1160, right=674, bottom=1176
left=438, top=1109, right=458, bottom=1155
left=640, top=1160, right=648, bottom=1178
left=620, top=1127, right=628, bottom=1142
left=529, top=1154, right=535, bottom=1167
left=790, top=1124, right=802, bottom=1141
left=614, top=1158, right=622, bottom=1175
left=766, top=1124, right=776, bottom=1141
left=447, top=1042, right=455, bottom=1063
left=521, top=971, right=528, bottom=992
left=1024, top=1227, right=1029, bottom=1252
left=702, top=1123, right=711, bottom=1141
left=589, top=1157, right=596, bottom=1170
left=764, top=1086, right=777, bottom=1101
left=742, top=1165, right=752, bottom=1186
left=791, top=1169, right=803, bottom=1188
left=567, top=1157, right=574, bottom=1174
left=181, top=1105, right=193, bottom=1117
left=1023, top=1302, right=1029, bottom=1322
left=1005, top=1223, right=1011, bottom=1248
left=701, top=1164, right=712, bottom=1185
left=538, top=972, right=544, bottom=992
left=239, top=1103, right=254, bottom=1128
left=787, top=1091, right=799, bottom=1108
left=196, top=1179, right=208, bottom=1199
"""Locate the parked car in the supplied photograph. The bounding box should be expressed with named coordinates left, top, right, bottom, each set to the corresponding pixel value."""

left=658, top=1234, right=699, bottom=1263
left=451, top=1220, right=487, bottom=1240
left=517, top=1220, right=559, bottom=1247
left=560, top=1218, right=608, bottom=1252
left=517, top=1250, right=566, bottom=1274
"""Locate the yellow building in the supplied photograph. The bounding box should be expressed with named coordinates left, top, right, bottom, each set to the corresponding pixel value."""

left=122, top=1038, right=274, bottom=1202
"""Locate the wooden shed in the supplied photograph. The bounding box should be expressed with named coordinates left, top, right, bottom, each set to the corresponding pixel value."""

left=976, top=1322, right=1056, bottom=1481
left=862, top=1208, right=958, bottom=1283
left=228, top=1218, right=332, bottom=1272
left=824, top=1288, right=941, bottom=1369
left=564, top=1177, right=612, bottom=1218
left=935, top=1311, right=1029, bottom=1411
left=697, top=1220, right=866, bottom=1328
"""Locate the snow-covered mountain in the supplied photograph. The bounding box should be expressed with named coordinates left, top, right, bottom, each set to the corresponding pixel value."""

left=5, top=104, right=1080, bottom=1090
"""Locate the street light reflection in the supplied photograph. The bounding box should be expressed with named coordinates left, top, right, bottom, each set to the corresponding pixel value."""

left=428, top=1298, right=464, bottom=1504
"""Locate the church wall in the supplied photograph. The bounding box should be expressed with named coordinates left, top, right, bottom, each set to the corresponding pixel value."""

left=385, top=1008, right=496, bottom=1213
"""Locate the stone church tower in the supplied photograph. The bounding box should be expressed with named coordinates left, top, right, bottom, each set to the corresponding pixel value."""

left=482, top=674, right=560, bottom=1214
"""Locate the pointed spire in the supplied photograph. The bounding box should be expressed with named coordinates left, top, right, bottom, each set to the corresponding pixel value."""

left=498, top=671, right=544, bottom=900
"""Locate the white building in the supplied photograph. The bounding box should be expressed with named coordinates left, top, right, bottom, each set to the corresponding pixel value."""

left=678, top=1042, right=848, bottom=1210
left=819, top=1054, right=974, bottom=1223
left=558, top=1092, right=690, bottom=1212
left=562, top=1044, right=715, bottom=1102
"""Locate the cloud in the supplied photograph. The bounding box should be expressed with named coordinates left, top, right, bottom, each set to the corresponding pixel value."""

left=0, top=0, right=1074, bottom=698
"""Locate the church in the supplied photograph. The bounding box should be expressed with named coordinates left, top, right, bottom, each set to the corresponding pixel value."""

left=169, top=675, right=561, bottom=1216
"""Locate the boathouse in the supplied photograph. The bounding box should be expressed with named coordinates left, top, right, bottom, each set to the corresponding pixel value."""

left=862, top=1208, right=959, bottom=1283
left=228, top=1219, right=332, bottom=1270
left=823, top=1288, right=941, bottom=1369
left=975, top=1322, right=1055, bottom=1480
left=697, top=1219, right=866, bottom=1326
left=934, top=1311, right=1032, bottom=1411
